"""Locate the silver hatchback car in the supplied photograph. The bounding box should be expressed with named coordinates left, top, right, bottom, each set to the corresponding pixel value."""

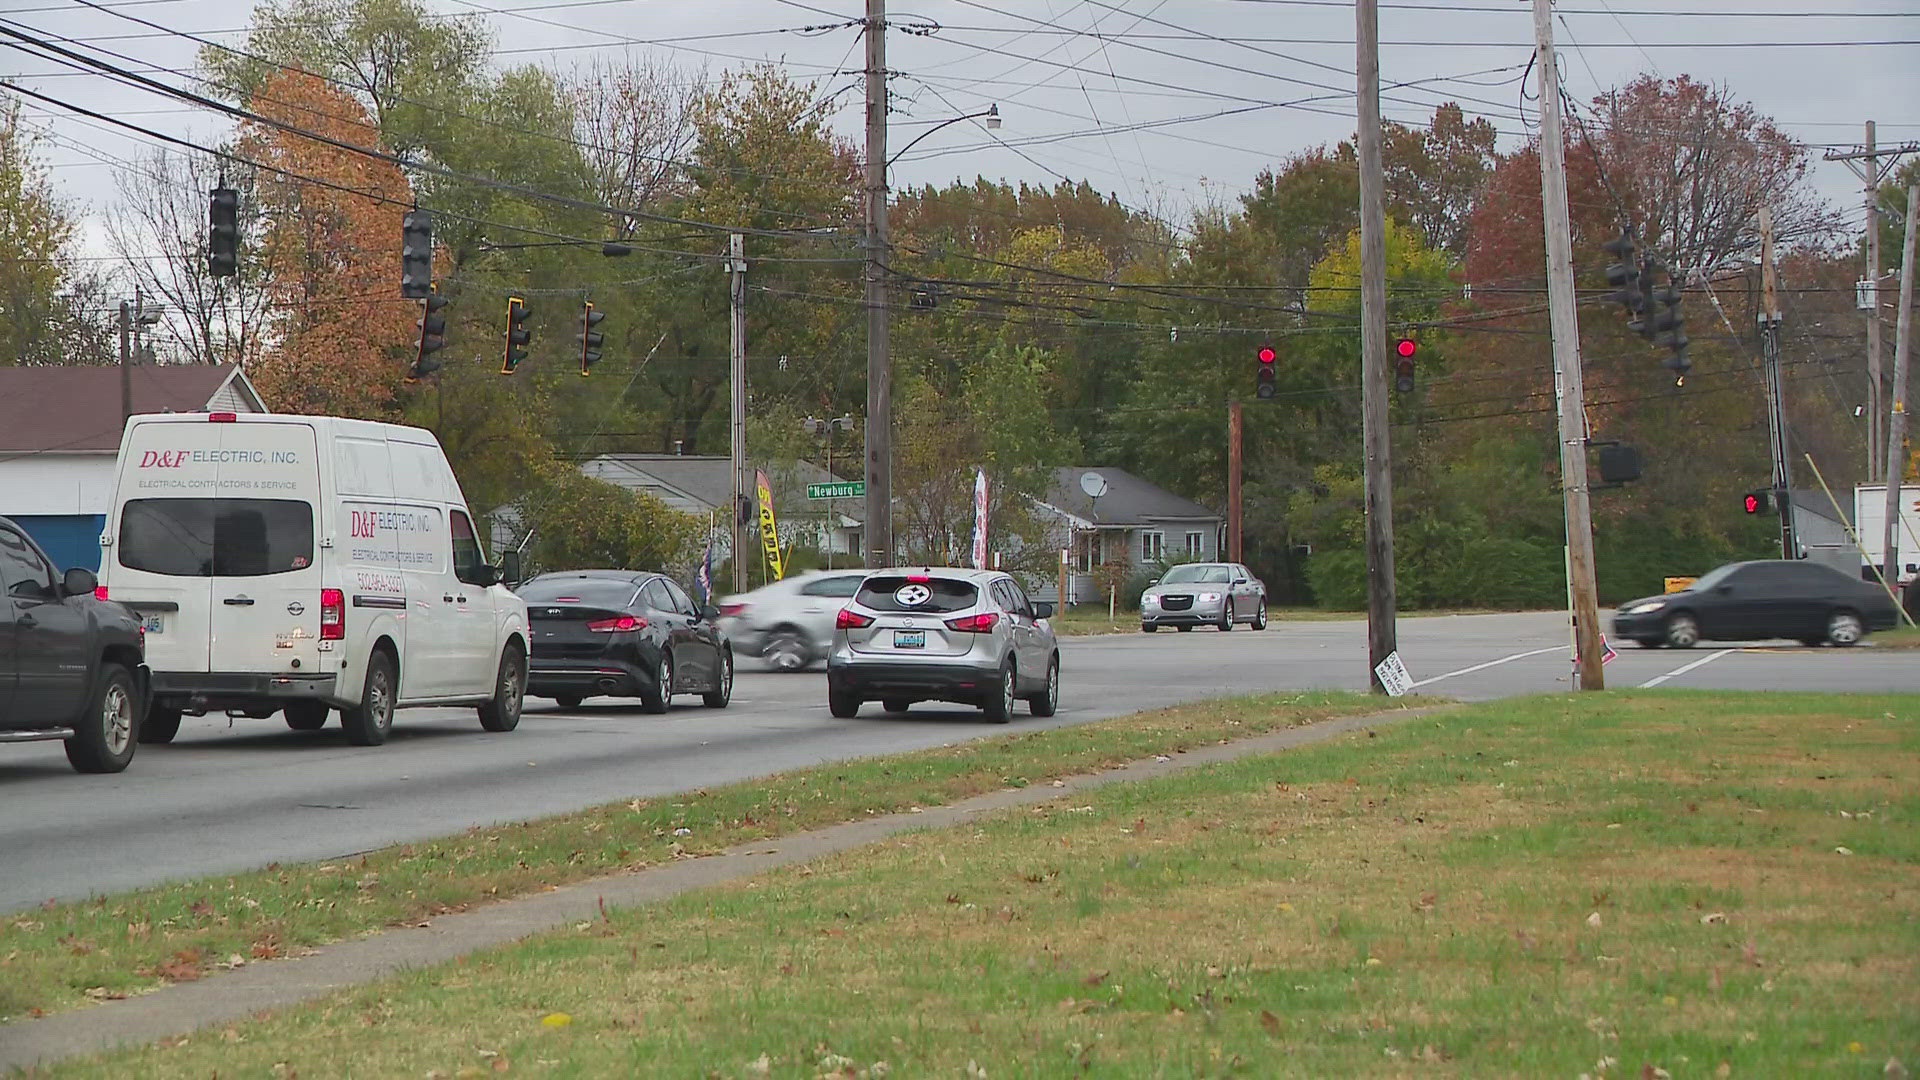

left=826, top=568, right=1060, bottom=722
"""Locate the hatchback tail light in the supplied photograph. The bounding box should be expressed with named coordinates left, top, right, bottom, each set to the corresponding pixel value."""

left=94, top=585, right=110, bottom=601
left=587, top=615, right=647, bottom=633
left=836, top=607, right=874, bottom=630
left=944, top=612, right=1000, bottom=633
left=319, top=588, right=345, bottom=640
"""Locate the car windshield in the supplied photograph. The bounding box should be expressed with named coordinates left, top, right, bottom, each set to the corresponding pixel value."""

left=1161, top=564, right=1231, bottom=584
left=1686, top=564, right=1742, bottom=592
left=518, top=578, right=640, bottom=606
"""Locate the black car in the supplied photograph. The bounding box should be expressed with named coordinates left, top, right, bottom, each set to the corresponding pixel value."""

left=0, top=516, right=149, bottom=773
left=518, top=571, right=732, bottom=712
left=1611, top=559, right=1901, bottom=649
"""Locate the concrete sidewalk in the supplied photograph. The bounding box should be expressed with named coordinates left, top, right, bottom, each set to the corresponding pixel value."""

left=0, top=706, right=1435, bottom=1074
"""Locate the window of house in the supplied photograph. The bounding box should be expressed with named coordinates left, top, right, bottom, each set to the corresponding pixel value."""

left=1140, top=531, right=1164, bottom=563
left=1184, top=531, right=1204, bottom=558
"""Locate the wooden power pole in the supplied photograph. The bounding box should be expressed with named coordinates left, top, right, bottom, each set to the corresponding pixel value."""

left=1882, top=184, right=1919, bottom=585
left=1227, top=399, right=1243, bottom=564
left=862, top=0, right=893, bottom=569
left=1533, top=0, right=1606, bottom=690
left=728, top=232, right=749, bottom=592
left=1355, top=0, right=1398, bottom=693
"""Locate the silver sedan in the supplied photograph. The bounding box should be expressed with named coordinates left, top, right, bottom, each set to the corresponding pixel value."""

left=1140, top=562, right=1267, bottom=632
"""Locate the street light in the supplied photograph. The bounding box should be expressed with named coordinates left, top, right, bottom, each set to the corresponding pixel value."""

left=474, top=239, right=633, bottom=257
left=887, top=104, right=1000, bottom=168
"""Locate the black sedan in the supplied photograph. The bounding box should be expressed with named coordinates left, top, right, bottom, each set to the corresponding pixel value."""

left=517, top=571, right=732, bottom=712
left=1611, top=560, right=1901, bottom=649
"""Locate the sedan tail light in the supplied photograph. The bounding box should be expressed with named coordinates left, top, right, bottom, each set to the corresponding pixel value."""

left=587, top=615, right=647, bottom=633
left=319, top=588, right=345, bottom=640
left=944, top=612, right=1000, bottom=633
left=836, top=607, right=874, bottom=630
left=718, top=602, right=748, bottom=619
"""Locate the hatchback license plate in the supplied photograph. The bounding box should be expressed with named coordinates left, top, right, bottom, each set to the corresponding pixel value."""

left=893, top=629, right=926, bottom=649
left=141, top=615, right=164, bottom=635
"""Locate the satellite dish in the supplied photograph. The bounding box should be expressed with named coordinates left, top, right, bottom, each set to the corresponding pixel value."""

left=1079, top=472, right=1109, bottom=499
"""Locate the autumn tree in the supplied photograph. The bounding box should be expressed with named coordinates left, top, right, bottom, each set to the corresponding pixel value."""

left=239, top=70, right=417, bottom=415
left=0, top=98, right=94, bottom=366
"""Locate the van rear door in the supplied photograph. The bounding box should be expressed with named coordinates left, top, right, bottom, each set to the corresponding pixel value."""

left=202, top=421, right=323, bottom=676
left=113, top=420, right=219, bottom=673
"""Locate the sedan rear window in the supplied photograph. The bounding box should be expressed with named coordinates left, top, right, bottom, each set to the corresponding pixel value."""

left=857, top=575, right=979, bottom=613
left=517, top=578, right=640, bottom=606
left=118, top=498, right=314, bottom=577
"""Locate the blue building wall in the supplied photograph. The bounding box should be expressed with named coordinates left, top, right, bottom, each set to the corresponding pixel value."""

left=12, top=515, right=105, bottom=573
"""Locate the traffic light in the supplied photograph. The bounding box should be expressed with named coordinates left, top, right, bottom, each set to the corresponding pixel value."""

left=1394, top=337, right=1417, bottom=394
left=208, top=187, right=239, bottom=279
left=401, top=210, right=433, bottom=299
left=501, top=296, right=530, bottom=374
left=408, top=289, right=448, bottom=382
left=1744, top=489, right=1770, bottom=515
left=1255, top=343, right=1277, bottom=400
left=1602, top=229, right=1643, bottom=316
left=578, top=300, right=605, bottom=376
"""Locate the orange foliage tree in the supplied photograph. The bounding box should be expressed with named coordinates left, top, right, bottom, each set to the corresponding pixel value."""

left=239, top=70, right=417, bottom=417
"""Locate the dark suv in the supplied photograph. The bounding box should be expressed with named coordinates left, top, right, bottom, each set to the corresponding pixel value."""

left=0, top=516, right=149, bottom=772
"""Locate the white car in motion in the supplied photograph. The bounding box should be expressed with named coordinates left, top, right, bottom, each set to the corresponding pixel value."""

left=716, top=569, right=867, bottom=671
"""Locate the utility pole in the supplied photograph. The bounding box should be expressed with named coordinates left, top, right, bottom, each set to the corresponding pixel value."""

left=1826, top=125, right=1919, bottom=481
left=1355, top=0, right=1397, bottom=693
left=862, top=0, right=893, bottom=570
left=1534, top=0, right=1605, bottom=690
left=728, top=231, right=749, bottom=593
left=1882, top=184, right=1919, bottom=586
left=1227, top=399, right=1243, bottom=564
left=118, top=298, right=132, bottom=428
left=1759, top=207, right=1797, bottom=560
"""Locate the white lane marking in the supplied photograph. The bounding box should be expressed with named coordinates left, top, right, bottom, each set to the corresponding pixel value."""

left=1411, top=645, right=1565, bottom=688
left=1640, top=648, right=1735, bottom=688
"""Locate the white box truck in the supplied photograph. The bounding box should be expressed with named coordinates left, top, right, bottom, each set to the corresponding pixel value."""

left=1853, top=484, right=1920, bottom=581
left=99, top=412, right=528, bottom=746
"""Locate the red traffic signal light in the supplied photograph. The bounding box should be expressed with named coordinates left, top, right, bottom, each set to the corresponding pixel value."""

left=1395, top=338, right=1417, bottom=359
left=1255, top=343, right=1277, bottom=399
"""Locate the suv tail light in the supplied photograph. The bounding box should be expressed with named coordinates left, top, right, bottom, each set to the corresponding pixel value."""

left=944, top=612, right=1000, bottom=633
left=94, top=585, right=110, bottom=601
left=320, top=588, right=345, bottom=640
left=836, top=607, right=874, bottom=630
left=587, top=615, right=647, bottom=633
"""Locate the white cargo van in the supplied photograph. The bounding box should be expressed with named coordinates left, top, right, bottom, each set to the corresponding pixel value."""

left=99, top=412, right=528, bottom=746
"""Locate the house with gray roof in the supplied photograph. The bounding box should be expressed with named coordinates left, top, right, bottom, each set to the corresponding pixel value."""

left=1030, top=466, right=1222, bottom=603
left=581, top=454, right=862, bottom=562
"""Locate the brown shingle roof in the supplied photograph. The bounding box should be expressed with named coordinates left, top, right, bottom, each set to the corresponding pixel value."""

left=0, top=364, right=257, bottom=453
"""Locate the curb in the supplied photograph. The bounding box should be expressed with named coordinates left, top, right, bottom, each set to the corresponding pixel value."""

left=0, top=703, right=1446, bottom=1073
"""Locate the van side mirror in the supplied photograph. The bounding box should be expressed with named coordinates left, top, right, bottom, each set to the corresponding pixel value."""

left=63, top=567, right=97, bottom=598
left=497, top=551, right=522, bottom=585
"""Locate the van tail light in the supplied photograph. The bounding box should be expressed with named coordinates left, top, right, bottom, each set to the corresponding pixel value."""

left=208, top=411, right=238, bottom=422
left=587, top=615, right=646, bottom=633
left=944, top=612, right=1000, bottom=633
left=94, top=585, right=110, bottom=601
left=320, top=588, right=345, bottom=640
left=836, top=607, right=874, bottom=630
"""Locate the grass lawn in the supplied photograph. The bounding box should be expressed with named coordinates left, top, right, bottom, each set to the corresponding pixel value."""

left=0, top=692, right=1396, bottom=1024
left=1871, top=626, right=1920, bottom=650
left=37, top=690, right=1920, bottom=1078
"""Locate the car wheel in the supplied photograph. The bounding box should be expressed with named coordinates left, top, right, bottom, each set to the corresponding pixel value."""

left=702, top=650, right=734, bottom=708
left=478, top=644, right=526, bottom=732
left=983, top=662, right=1016, bottom=724
left=641, top=651, right=673, bottom=714
left=1826, top=609, right=1864, bottom=647
left=1217, top=606, right=1232, bottom=632
left=284, top=702, right=330, bottom=731
left=65, top=663, right=137, bottom=774
left=882, top=698, right=912, bottom=715
left=1141, top=622, right=1158, bottom=633
left=1663, top=613, right=1700, bottom=649
left=1028, top=655, right=1059, bottom=718
left=341, top=650, right=397, bottom=746
left=554, top=695, right=584, bottom=710
left=140, top=704, right=182, bottom=745
left=1176, top=624, right=1193, bottom=633
left=1250, top=601, right=1267, bottom=630
left=828, top=689, right=861, bottom=718
left=762, top=629, right=812, bottom=672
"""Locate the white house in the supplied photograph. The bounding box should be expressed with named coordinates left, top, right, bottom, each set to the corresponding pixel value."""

left=1030, top=466, right=1223, bottom=604
left=0, top=363, right=267, bottom=571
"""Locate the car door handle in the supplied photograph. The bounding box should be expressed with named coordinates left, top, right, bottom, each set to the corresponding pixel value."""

left=223, top=597, right=255, bottom=606
left=443, top=595, right=456, bottom=603
left=457, top=596, right=468, bottom=604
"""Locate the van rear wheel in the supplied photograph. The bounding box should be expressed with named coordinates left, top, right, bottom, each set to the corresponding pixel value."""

left=341, top=651, right=396, bottom=746
left=140, top=705, right=182, bottom=744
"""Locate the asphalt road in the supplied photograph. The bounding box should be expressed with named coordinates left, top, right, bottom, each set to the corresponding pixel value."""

left=2, top=610, right=1914, bottom=913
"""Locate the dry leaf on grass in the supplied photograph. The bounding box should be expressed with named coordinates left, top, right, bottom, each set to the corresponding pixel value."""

left=1260, top=1010, right=1281, bottom=1036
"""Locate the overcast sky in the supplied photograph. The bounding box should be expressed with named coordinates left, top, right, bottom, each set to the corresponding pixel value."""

left=5, top=0, right=1917, bottom=261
